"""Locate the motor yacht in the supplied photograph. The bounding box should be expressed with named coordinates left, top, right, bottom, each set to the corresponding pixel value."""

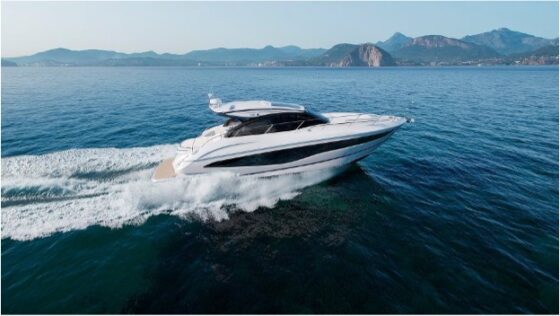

left=152, top=95, right=411, bottom=181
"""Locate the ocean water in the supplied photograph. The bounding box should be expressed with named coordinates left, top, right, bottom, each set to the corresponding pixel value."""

left=1, top=66, right=558, bottom=313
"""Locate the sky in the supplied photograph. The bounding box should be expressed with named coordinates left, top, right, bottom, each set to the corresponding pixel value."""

left=2, top=1, right=559, bottom=57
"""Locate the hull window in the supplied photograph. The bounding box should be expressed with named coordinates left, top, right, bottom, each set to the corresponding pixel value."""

left=206, top=130, right=393, bottom=168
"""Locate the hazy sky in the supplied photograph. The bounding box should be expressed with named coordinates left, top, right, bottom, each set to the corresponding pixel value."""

left=2, top=1, right=558, bottom=57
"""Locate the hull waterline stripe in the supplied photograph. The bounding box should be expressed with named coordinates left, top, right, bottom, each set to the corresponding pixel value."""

left=242, top=137, right=388, bottom=176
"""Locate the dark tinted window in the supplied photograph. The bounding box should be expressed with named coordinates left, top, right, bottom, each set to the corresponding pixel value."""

left=229, top=120, right=271, bottom=137
left=223, top=118, right=240, bottom=127
left=207, top=130, right=393, bottom=168
left=226, top=112, right=327, bottom=137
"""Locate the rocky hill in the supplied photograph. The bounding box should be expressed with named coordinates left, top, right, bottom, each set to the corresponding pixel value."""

left=391, top=35, right=501, bottom=64
left=307, top=43, right=395, bottom=67
left=462, top=28, right=558, bottom=55
left=376, top=32, right=413, bottom=52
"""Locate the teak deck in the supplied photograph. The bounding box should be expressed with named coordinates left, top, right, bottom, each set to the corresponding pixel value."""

left=152, top=158, right=176, bottom=181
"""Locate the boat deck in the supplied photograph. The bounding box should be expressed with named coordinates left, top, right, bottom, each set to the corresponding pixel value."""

left=152, top=158, right=176, bottom=181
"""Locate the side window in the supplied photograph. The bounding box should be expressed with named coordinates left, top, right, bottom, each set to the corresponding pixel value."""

left=230, top=120, right=271, bottom=137
left=226, top=112, right=328, bottom=137
left=267, top=113, right=326, bottom=133
left=268, top=114, right=301, bottom=133
left=300, top=114, right=326, bottom=128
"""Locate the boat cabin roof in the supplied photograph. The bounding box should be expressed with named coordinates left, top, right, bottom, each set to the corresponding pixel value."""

left=209, top=98, right=306, bottom=120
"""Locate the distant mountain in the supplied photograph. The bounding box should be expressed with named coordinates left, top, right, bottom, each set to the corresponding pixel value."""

left=2, top=28, right=558, bottom=67
left=184, top=45, right=325, bottom=64
left=311, top=43, right=358, bottom=64
left=392, top=35, right=501, bottom=64
left=462, top=28, right=558, bottom=55
left=509, top=44, right=559, bottom=65
left=9, top=48, right=125, bottom=65
left=376, top=32, right=413, bottom=53
left=525, top=44, right=560, bottom=57
left=6, top=48, right=198, bottom=66
left=308, top=43, right=395, bottom=67
left=95, top=57, right=198, bottom=67
left=1, top=58, right=17, bottom=67
left=5, top=46, right=326, bottom=66
left=277, top=45, right=327, bottom=59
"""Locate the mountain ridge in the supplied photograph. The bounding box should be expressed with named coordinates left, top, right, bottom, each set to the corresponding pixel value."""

left=462, top=27, right=558, bottom=55
left=3, top=28, right=558, bottom=67
left=376, top=32, right=413, bottom=52
left=308, top=43, right=395, bottom=67
left=391, top=35, right=502, bottom=64
left=7, top=45, right=327, bottom=67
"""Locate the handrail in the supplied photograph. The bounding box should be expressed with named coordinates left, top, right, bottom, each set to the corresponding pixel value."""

left=264, top=124, right=274, bottom=134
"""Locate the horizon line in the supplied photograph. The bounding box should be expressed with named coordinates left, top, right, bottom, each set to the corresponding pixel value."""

left=3, top=27, right=559, bottom=59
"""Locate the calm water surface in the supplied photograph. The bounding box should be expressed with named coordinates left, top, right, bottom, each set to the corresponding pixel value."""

left=1, top=67, right=558, bottom=313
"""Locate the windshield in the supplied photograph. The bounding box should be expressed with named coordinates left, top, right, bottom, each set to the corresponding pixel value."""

left=225, top=112, right=328, bottom=138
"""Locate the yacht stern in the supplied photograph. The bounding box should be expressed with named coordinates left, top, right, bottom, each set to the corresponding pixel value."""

left=152, top=158, right=177, bottom=182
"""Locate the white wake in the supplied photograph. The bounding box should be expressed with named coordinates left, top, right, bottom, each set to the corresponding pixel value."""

left=1, top=145, right=335, bottom=241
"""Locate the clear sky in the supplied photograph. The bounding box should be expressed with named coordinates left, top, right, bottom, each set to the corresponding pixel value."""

left=2, top=1, right=558, bottom=57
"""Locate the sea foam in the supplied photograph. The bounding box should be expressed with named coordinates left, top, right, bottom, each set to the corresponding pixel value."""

left=1, top=145, right=334, bottom=241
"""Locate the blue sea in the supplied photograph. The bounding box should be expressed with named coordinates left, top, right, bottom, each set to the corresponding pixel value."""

left=1, top=66, right=558, bottom=313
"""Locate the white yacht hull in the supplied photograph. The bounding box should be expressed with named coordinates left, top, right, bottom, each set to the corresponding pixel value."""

left=153, top=113, right=407, bottom=181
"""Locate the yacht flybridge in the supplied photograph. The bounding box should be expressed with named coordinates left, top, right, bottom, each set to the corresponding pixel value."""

left=152, top=95, right=411, bottom=181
